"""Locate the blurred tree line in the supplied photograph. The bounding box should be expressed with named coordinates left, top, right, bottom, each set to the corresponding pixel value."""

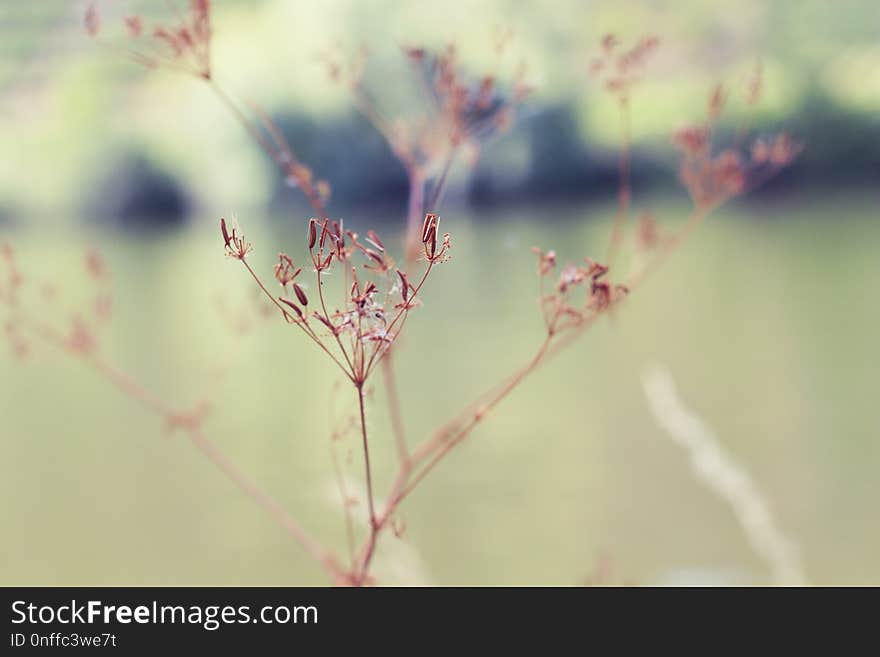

left=83, top=88, right=880, bottom=229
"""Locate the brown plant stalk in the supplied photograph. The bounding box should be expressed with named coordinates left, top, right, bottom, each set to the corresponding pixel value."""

left=341, top=38, right=800, bottom=578
left=55, top=10, right=804, bottom=585
left=1, top=285, right=344, bottom=581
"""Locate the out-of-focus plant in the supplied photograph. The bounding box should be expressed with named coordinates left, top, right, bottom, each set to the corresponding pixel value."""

left=321, top=35, right=531, bottom=262
left=1, top=2, right=800, bottom=585
left=642, top=365, right=808, bottom=585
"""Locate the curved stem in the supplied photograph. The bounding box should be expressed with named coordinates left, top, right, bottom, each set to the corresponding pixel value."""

left=9, top=311, right=342, bottom=581
left=356, top=385, right=377, bottom=526
left=427, top=149, right=456, bottom=211
left=360, top=204, right=717, bottom=556
left=404, top=169, right=426, bottom=266
left=206, top=79, right=327, bottom=217
left=94, top=354, right=342, bottom=579
left=395, top=333, right=553, bottom=506
left=364, top=261, right=433, bottom=378
left=316, top=268, right=354, bottom=375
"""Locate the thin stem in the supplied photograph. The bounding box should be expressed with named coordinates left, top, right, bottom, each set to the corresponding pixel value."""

left=397, top=333, right=553, bottom=504
left=624, top=204, right=710, bottom=292
left=606, top=97, right=632, bottom=268
left=404, top=168, right=426, bottom=265
left=355, top=524, right=378, bottom=586
left=354, top=383, right=379, bottom=584
left=240, top=259, right=353, bottom=381
left=186, top=424, right=339, bottom=577
left=427, top=149, right=457, bottom=211
left=317, top=268, right=354, bottom=374
left=363, top=260, right=433, bottom=378
left=207, top=80, right=327, bottom=217
left=362, top=204, right=717, bottom=554
left=208, top=80, right=282, bottom=167
left=356, top=385, right=377, bottom=526
left=91, top=353, right=341, bottom=578
left=351, top=86, right=398, bottom=152
left=10, top=311, right=342, bottom=581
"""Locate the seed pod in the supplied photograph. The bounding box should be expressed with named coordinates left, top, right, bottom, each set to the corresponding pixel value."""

left=366, top=230, right=385, bottom=252
left=365, top=249, right=385, bottom=267
left=308, top=219, right=317, bottom=249
left=293, top=282, right=308, bottom=306
left=279, top=297, right=304, bottom=318
left=421, top=213, right=438, bottom=244
left=397, top=269, right=409, bottom=301
left=221, top=218, right=231, bottom=247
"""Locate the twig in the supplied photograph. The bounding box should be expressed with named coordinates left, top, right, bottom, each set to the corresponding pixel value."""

left=354, top=383, right=378, bottom=584
left=12, top=312, right=344, bottom=581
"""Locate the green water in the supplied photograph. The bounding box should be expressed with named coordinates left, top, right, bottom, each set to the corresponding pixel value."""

left=1, top=194, right=878, bottom=585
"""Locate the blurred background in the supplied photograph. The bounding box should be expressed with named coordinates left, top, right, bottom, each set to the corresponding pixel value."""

left=1, top=0, right=878, bottom=585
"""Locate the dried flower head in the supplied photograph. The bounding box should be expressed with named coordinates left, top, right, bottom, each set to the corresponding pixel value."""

left=86, top=0, right=213, bottom=79
left=221, top=217, right=252, bottom=260
left=673, top=86, right=801, bottom=208
left=532, top=247, right=557, bottom=276
left=223, top=213, right=449, bottom=384
left=328, top=41, right=529, bottom=177
left=589, top=34, right=659, bottom=103
left=533, top=247, right=623, bottom=334
left=418, top=214, right=452, bottom=263
left=273, top=253, right=301, bottom=288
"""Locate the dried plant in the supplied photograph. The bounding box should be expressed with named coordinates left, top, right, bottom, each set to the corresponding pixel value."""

left=219, top=212, right=450, bottom=584
left=2, top=11, right=802, bottom=585
left=588, top=34, right=660, bottom=267
left=323, top=38, right=531, bottom=261
left=85, top=0, right=330, bottom=215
